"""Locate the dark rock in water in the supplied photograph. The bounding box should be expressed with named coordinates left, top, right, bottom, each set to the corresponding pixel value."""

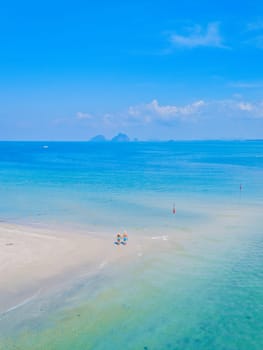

left=90, top=134, right=107, bottom=142
left=143, top=347, right=148, bottom=350
left=111, top=133, right=130, bottom=142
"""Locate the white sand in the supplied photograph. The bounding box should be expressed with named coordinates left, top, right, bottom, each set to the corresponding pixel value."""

left=0, top=222, right=135, bottom=313
left=0, top=203, right=260, bottom=314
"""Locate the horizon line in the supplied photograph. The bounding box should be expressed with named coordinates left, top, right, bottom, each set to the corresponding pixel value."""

left=0, top=138, right=263, bottom=142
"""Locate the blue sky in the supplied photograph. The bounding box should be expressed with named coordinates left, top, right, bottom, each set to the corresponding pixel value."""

left=1, top=0, right=263, bottom=140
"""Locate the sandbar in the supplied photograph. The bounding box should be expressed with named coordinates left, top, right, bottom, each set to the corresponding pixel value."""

left=0, top=222, right=134, bottom=314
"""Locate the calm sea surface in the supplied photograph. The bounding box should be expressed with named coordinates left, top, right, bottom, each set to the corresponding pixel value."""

left=0, top=141, right=263, bottom=349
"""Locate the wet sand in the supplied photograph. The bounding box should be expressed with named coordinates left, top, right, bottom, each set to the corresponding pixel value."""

left=0, top=222, right=136, bottom=314
left=0, top=202, right=260, bottom=316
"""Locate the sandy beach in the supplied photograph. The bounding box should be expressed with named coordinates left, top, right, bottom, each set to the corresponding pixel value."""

left=0, top=202, right=260, bottom=315
left=1, top=199, right=261, bottom=317
left=0, top=222, right=136, bottom=314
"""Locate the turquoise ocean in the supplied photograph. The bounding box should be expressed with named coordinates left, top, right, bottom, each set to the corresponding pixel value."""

left=0, top=140, right=263, bottom=349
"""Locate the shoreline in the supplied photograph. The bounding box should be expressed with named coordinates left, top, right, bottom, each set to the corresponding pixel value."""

left=1, top=200, right=261, bottom=315
left=0, top=221, right=138, bottom=314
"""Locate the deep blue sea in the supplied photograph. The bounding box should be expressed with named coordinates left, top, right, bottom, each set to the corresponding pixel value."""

left=1, top=141, right=263, bottom=349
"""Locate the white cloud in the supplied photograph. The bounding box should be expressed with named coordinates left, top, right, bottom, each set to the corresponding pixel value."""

left=146, top=99, right=179, bottom=116
left=128, top=99, right=205, bottom=123
left=170, top=23, right=226, bottom=49
left=237, top=102, right=254, bottom=111
left=209, top=99, right=263, bottom=118
left=70, top=98, right=263, bottom=134
left=76, top=112, right=93, bottom=120
left=147, top=99, right=205, bottom=117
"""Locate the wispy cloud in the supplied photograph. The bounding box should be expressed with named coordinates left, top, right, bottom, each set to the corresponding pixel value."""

left=229, top=81, right=263, bottom=88
left=105, top=98, right=263, bottom=129
left=237, top=102, right=254, bottom=111
left=76, top=112, right=93, bottom=120
left=247, top=20, right=263, bottom=32
left=128, top=99, right=205, bottom=123
left=53, top=117, right=70, bottom=125
left=236, top=101, right=263, bottom=117
left=211, top=99, right=263, bottom=118
left=170, top=22, right=226, bottom=49
left=243, top=20, right=263, bottom=49
left=56, top=98, right=263, bottom=134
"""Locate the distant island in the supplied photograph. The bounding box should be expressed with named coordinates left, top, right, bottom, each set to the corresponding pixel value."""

left=111, top=133, right=130, bottom=142
left=89, top=133, right=131, bottom=142
left=89, top=134, right=107, bottom=142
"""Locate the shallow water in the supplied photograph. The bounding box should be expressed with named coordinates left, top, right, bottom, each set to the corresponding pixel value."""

left=0, top=141, right=263, bottom=349
left=0, top=140, right=262, bottom=230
